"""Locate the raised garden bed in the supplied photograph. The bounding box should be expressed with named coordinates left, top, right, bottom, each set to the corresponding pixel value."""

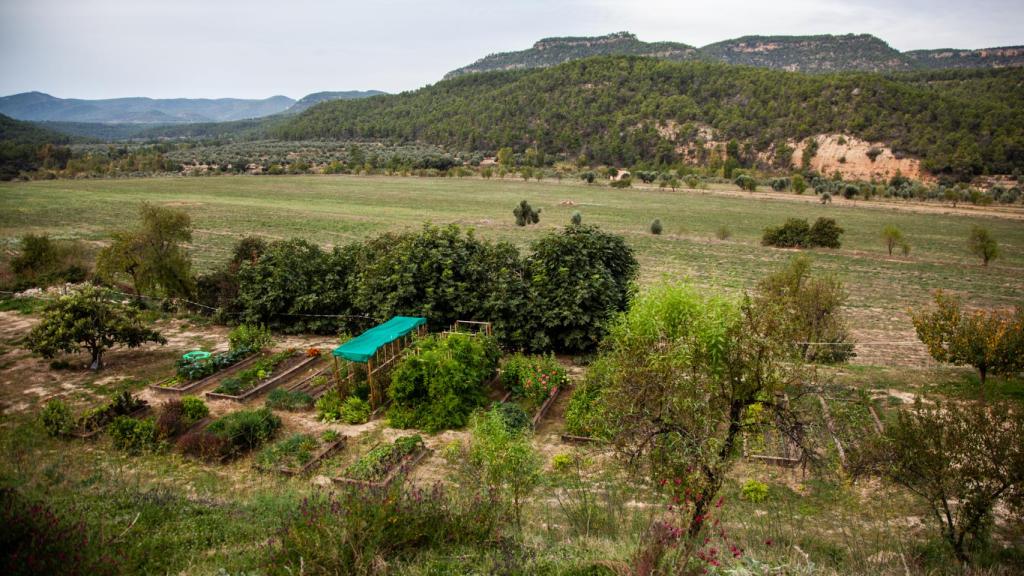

left=499, top=383, right=561, bottom=429
left=499, top=353, right=568, bottom=429
left=559, top=433, right=605, bottom=445
left=283, top=365, right=334, bottom=400
left=256, top=432, right=347, bottom=476
left=69, top=391, right=149, bottom=439
left=331, top=435, right=428, bottom=489
left=206, top=351, right=318, bottom=402
left=176, top=407, right=282, bottom=463
left=150, top=350, right=261, bottom=394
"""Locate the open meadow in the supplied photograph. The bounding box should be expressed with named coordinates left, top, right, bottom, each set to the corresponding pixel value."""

left=1, top=174, right=1022, bottom=575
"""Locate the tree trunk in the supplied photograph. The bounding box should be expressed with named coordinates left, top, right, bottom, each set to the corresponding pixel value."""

left=979, top=366, right=987, bottom=402
left=89, top=348, right=103, bottom=371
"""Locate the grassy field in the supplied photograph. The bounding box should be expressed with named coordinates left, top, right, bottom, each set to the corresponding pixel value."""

left=1, top=174, right=1023, bottom=574
left=2, top=174, right=1022, bottom=365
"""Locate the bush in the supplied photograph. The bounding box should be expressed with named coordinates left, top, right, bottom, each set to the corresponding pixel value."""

left=762, top=218, right=810, bottom=248
left=715, top=226, right=732, bottom=240
left=75, top=391, right=147, bottom=433
left=340, top=396, right=371, bottom=424
left=176, top=429, right=231, bottom=461
left=180, top=395, right=209, bottom=422
left=762, top=217, right=843, bottom=249
left=40, top=399, right=73, bottom=437
left=316, top=388, right=344, bottom=422
left=10, top=234, right=90, bottom=289
left=228, top=323, right=273, bottom=351
left=968, top=226, right=999, bottom=266
left=205, top=407, right=281, bottom=454
left=649, top=219, right=663, bottom=235
left=387, top=333, right=499, bottom=432
left=734, top=174, right=757, bottom=191
left=492, top=401, right=531, bottom=433
left=513, top=199, right=541, bottom=226
left=740, top=480, right=769, bottom=503
left=265, top=388, right=315, bottom=411
left=570, top=210, right=582, bottom=225
left=108, top=416, right=159, bottom=453
left=808, top=217, right=844, bottom=248
left=610, top=176, right=632, bottom=188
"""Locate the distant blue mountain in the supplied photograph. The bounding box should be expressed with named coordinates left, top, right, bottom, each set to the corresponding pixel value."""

left=0, top=92, right=296, bottom=123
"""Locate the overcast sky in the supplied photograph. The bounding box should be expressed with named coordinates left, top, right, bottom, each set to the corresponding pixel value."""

left=1, top=0, right=1021, bottom=100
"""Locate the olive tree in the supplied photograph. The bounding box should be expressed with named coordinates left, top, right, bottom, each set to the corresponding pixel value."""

left=26, top=285, right=166, bottom=370
left=880, top=225, right=909, bottom=256
left=968, top=226, right=999, bottom=266
left=911, top=290, right=1023, bottom=393
left=603, top=284, right=812, bottom=537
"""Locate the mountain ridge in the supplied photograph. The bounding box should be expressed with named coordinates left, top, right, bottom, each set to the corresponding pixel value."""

left=445, top=31, right=1024, bottom=77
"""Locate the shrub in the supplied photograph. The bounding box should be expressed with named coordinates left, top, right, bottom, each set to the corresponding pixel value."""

left=610, top=176, right=632, bottom=188
left=265, top=388, right=315, bottom=411
left=564, top=356, right=615, bottom=440
left=469, top=407, right=542, bottom=530
left=808, top=217, right=844, bottom=248
left=316, top=387, right=344, bottom=422
left=570, top=210, right=582, bottom=225
left=228, top=323, right=273, bottom=351
left=10, top=234, right=89, bottom=288
left=513, top=199, right=541, bottom=226
left=734, top=174, right=757, bottom=191
left=762, top=218, right=810, bottom=248
left=206, top=407, right=281, bottom=454
left=866, top=147, right=883, bottom=162
left=552, top=452, right=576, bottom=474
left=180, top=396, right=209, bottom=422
left=340, top=396, right=371, bottom=424
left=492, top=401, right=531, bottom=433
left=108, top=416, right=159, bottom=453
left=155, top=399, right=187, bottom=438
left=715, top=226, right=731, bottom=240
left=649, top=219, right=663, bottom=235
left=792, top=174, right=807, bottom=194
left=40, top=399, right=73, bottom=437
left=176, top=429, right=231, bottom=461
left=580, top=171, right=596, bottom=184
left=762, top=217, right=843, bottom=249
left=75, top=391, right=147, bottom=433
left=387, top=333, right=499, bottom=432
left=740, top=480, right=769, bottom=503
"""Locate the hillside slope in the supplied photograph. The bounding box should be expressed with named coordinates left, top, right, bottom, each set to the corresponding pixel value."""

left=445, top=32, right=697, bottom=78
left=285, top=90, right=388, bottom=114
left=0, top=92, right=296, bottom=123
left=276, top=56, right=1024, bottom=179
left=445, top=32, right=1024, bottom=77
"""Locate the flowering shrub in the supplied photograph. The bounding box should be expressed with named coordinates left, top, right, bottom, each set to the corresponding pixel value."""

left=305, top=346, right=321, bottom=357
left=501, top=353, right=568, bottom=409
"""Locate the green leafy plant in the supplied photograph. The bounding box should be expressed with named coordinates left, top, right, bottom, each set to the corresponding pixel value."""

left=40, top=399, right=73, bottom=437
left=387, top=333, right=499, bottom=432
left=213, top=350, right=294, bottom=395
left=343, top=435, right=424, bottom=482
left=492, top=401, right=531, bottom=433
left=108, top=416, right=159, bottom=453
left=228, top=323, right=273, bottom=351
left=256, top=433, right=319, bottom=469
left=501, top=353, right=568, bottom=409
left=339, top=396, right=371, bottom=424
left=740, top=479, right=769, bottom=503
left=265, top=388, right=315, bottom=411
left=203, top=407, right=282, bottom=456
left=75, top=391, right=147, bottom=433
left=180, top=396, right=208, bottom=422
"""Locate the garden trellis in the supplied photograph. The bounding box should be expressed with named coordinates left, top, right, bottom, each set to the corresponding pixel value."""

left=331, top=316, right=427, bottom=408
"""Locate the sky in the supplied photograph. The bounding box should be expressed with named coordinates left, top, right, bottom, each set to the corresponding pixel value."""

left=1, top=0, right=1021, bottom=100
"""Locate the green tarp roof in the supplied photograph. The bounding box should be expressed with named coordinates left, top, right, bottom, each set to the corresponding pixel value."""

left=332, top=316, right=426, bottom=363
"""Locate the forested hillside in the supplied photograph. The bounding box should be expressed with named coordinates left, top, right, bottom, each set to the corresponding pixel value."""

left=445, top=32, right=697, bottom=78
left=275, top=56, right=1024, bottom=178
left=0, top=113, right=70, bottom=179
left=446, top=32, right=1024, bottom=77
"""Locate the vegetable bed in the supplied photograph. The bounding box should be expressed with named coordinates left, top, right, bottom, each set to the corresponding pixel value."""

left=205, top=350, right=317, bottom=402
left=150, top=347, right=260, bottom=394
left=332, top=435, right=427, bottom=488
left=256, top=431, right=346, bottom=475
left=69, top=391, right=149, bottom=439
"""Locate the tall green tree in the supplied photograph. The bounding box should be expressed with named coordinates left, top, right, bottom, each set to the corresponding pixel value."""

left=26, top=285, right=166, bottom=370
left=96, top=203, right=194, bottom=298
left=967, top=226, right=999, bottom=266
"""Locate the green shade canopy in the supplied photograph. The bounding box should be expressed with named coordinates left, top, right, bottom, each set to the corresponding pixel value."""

left=332, top=316, right=427, bottom=363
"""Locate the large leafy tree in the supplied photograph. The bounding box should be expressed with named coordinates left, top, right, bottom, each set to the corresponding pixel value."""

left=528, top=224, right=638, bottom=352
left=96, top=203, right=194, bottom=298
left=26, top=286, right=166, bottom=370
left=602, top=284, right=812, bottom=537
left=911, top=290, right=1023, bottom=393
